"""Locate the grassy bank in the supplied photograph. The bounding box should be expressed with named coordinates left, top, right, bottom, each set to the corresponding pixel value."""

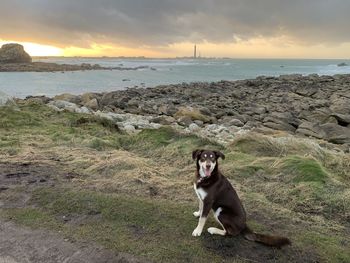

left=0, top=102, right=349, bottom=262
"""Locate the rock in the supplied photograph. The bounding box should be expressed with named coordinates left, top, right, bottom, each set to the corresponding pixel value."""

left=174, top=106, right=210, bottom=123
left=25, top=95, right=51, bottom=104
left=330, top=97, right=350, bottom=115
left=337, top=62, right=348, bottom=67
left=157, top=104, right=178, bottom=115
left=100, top=92, right=130, bottom=109
left=228, top=118, right=244, bottom=127
left=319, top=123, right=350, bottom=144
left=243, top=121, right=257, bottom=130
left=330, top=113, right=350, bottom=126
left=81, top=93, right=100, bottom=105
left=263, top=112, right=298, bottom=132
left=194, top=120, right=204, bottom=127
left=177, top=116, right=193, bottom=126
left=189, top=123, right=200, bottom=132
left=294, top=85, right=318, bottom=97
left=84, top=98, right=99, bottom=111
left=0, top=43, right=32, bottom=63
left=123, top=124, right=136, bottom=134
left=298, top=108, right=331, bottom=123
left=151, top=116, right=176, bottom=125
left=54, top=93, right=81, bottom=104
left=76, top=106, right=91, bottom=114
left=296, top=122, right=350, bottom=143
left=296, top=122, right=323, bottom=139
left=48, top=100, right=79, bottom=113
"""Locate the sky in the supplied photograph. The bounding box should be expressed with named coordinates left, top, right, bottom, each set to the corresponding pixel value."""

left=1, top=0, right=350, bottom=58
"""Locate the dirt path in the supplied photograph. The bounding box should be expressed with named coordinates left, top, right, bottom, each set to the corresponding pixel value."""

left=0, top=220, right=148, bottom=263
left=0, top=160, right=149, bottom=263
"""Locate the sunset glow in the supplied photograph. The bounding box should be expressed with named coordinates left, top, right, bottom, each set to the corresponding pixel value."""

left=2, top=38, right=350, bottom=59
left=0, top=40, right=63, bottom=56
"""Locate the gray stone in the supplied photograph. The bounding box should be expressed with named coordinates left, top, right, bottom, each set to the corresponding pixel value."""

left=177, top=116, right=193, bottom=126
left=331, top=113, right=350, bottom=125
left=319, top=123, right=350, bottom=144
left=84, top=98, right=99, bottom=111
left=54, top=93, right=81, bottom=104
left=123, top=124, right=136, bottom=134
left=151, top=116, right=176, bottom=125
left=77, top=106, right=91, bottom=114
left=194, top=120, right=204, bottom=127
left=296, top=122, right=324, bottom=139
left=48, top=100, right=78, bottom=110
left=189, top=123, right=200, bottom=132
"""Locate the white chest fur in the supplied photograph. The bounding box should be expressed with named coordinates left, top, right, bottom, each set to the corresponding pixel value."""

left=193, top=183, right=207, bottom=200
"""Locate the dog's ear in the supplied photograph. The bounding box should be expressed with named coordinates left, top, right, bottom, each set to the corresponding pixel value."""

left=214, top=151, right=225, bottom=160
left=192, top=149, right=203, bottom=160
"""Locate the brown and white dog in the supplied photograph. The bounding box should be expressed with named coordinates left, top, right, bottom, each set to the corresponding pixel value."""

left=192, top=149, right=291, bottom=248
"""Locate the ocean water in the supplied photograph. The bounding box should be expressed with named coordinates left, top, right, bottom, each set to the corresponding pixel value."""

left=0, top=57, right=349, bottom=98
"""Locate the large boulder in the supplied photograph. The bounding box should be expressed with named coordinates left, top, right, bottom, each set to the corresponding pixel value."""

left=0, top=43, right=32, bottom=63
left=296, top=121, right=350, bottom=144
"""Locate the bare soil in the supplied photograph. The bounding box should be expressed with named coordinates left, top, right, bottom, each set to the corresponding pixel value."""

left=0, top=220, right=148, bottom=263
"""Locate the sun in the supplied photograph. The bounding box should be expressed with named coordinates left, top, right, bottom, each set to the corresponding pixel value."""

left=0, top=40, right=63, bottom=57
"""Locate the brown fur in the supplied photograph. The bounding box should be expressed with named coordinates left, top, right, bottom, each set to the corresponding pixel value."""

left=192, top=149, right=291, bottom=248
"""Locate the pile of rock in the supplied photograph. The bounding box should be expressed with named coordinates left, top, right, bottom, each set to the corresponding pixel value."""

left=23, top=73, right=350, bottom=148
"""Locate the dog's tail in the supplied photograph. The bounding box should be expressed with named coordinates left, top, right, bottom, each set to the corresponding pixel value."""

left=242, top=226, right=291, bottom=248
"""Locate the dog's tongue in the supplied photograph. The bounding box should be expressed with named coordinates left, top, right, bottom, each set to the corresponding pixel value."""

left=205, top=168, right=211, bottom=177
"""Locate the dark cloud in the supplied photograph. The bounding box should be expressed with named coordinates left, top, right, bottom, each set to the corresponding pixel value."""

left=0, top=0, right=349, bottom=47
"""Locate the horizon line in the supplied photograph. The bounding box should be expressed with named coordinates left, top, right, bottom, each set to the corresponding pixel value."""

left=31, top=56, right=350, bottom=60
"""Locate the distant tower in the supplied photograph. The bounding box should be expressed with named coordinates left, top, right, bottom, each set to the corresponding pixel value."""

left=194, top=44, right=197, bottom=59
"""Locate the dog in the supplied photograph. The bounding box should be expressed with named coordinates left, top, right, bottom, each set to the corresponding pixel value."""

left=191, top=149, right=291, bottom=248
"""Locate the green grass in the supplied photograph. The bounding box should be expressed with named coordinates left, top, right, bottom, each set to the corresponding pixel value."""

left=279, top=156, right=328, bottom=183
left=3, top=187, right=222, bottom=263
left=298, top=232, right=350, bottom=263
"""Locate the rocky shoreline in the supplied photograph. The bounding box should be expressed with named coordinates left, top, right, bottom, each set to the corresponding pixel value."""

left=15, top=73, right=350, bottom=150
left=0, top=62, right=151, bottom=72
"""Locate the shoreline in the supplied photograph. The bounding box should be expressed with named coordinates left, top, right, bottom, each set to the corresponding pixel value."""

left=0, top=61, right=151, bottom=72
left=11, top=73, right=350, bottom=150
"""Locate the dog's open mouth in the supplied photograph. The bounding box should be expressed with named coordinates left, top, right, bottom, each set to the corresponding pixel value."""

left=204, top=168, right=211, bottom=177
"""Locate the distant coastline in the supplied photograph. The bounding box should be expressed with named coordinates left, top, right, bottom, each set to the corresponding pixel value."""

left=0, top=61, right=152, bottom=72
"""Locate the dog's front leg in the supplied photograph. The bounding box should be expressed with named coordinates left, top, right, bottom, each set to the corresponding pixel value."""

left=193, top=199, right=203, bottom=217
left=192, top=201, right=212, bottom=237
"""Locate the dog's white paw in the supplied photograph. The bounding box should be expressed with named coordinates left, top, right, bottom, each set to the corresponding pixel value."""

left=207, top=227, right=217, bottom=235
left=192, top=227, right=202, bottom=237
left=193, top=211, right=200, bottom=217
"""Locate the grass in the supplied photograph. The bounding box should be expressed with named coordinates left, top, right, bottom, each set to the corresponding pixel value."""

left=278, top=156, right=328, bottom=183
left=3, top=187, right=222, bottom=263
left=0, top=102, right=349, bottom=262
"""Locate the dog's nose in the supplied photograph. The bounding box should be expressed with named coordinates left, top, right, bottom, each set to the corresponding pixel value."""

left=206, top=164, right=211, bottom=169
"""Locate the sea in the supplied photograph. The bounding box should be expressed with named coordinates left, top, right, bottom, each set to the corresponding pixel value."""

left=0, top=57, right=349, bottom=98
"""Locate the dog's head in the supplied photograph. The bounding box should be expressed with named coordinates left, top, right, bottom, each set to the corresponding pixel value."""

left=192, top=149, right=225, bottom=178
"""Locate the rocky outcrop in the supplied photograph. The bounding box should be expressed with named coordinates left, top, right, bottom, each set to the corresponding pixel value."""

left=23, top=73, right=350, bottom=148
left=0, top=43, right=32, bottom=63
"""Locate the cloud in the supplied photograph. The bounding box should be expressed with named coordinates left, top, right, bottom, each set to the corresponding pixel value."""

left=0, top=0, right=349, bottom=48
